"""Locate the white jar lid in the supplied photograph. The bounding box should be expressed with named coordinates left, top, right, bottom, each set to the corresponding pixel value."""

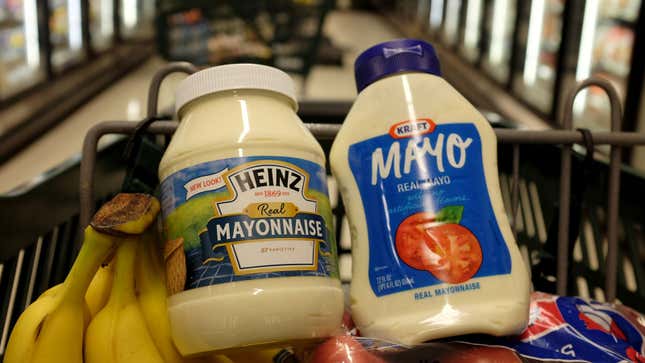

left=175, top=64, right=297, bottom=114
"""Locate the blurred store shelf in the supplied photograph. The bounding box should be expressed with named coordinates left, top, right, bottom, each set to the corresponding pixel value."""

left=0, top=10, right=400, bottom=194
left=305, top=10, right=402, bottom=100
left=0, top=10, right=559, bottom=195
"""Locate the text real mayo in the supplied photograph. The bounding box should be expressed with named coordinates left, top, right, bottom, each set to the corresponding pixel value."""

left=330, top=40, right=530, bottom=345
left=159, top=64, right=343, bottom=355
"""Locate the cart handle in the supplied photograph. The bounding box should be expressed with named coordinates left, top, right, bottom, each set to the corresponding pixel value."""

left=556, top=77, right=623, bottom=301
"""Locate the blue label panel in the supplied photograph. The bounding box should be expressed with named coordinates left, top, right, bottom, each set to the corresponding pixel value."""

left=202, top=213, right=328, bottom=244
left=160, top=156, right=339, bottom=290
left=348, top=122, right=512, bottom=297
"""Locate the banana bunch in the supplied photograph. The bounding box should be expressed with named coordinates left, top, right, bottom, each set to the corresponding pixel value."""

left=3, top=193, right=160, bottom=363
left=3, top=193, right=283, bottom=363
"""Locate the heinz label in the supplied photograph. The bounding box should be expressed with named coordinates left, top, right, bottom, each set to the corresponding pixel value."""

left=161, top=156, right=338, bottom=289
left=348, top=121, right=511, bottom=297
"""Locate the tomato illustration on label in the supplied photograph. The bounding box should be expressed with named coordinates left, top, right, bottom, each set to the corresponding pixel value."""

left=395, top=206, right=482, bottom=284
left=349, top=123, right=513, bottom=296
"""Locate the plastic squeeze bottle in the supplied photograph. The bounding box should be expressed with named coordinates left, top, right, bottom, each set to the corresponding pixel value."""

left=159, top=64, right=343, bottom=355
left=330, top=39, right=530, bottom=345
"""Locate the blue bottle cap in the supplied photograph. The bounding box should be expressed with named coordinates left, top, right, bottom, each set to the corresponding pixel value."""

left=354, top=39, right=441, bottom=93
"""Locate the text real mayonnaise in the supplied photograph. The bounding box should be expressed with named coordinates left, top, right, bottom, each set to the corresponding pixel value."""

left=159, top=64, right=343, bottom=355
left=330, top=39, right=530, bottom=345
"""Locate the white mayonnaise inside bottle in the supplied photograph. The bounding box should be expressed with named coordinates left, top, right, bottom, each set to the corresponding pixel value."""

left=330, top=40, right=530, bottom=345
left=159, top=64, right=343, bottom=356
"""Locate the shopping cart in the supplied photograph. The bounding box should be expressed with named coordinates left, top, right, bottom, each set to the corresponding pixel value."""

left=1, top=63, right=645, bottom=359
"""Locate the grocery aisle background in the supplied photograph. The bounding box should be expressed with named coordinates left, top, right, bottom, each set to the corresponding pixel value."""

left=0, top=5, right=560, bottom=194
left=0, top=10, right=404, bottom=194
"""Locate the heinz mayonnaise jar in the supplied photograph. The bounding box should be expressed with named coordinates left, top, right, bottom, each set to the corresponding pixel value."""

left=330, top=40, right=530, bottom=345
left=159, top=64, right=343, bottom=355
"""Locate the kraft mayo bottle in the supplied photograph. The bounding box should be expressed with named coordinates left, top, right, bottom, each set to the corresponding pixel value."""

left=330, top=40, right=530, bottom=345
left=159, top=64, right=343, bottom=355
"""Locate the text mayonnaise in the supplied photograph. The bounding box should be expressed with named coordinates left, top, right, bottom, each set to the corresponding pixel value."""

left=330, top=39, right=530, bottom=345
left=159, top=64, right=343, bottom=355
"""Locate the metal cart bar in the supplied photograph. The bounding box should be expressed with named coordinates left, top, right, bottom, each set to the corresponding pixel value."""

left=146, top=62, right=198, bottom=117
left=556, top=78, right=623, bottom=300
left=555, top=77, right=623, bottom=301
left=78, top=64, right=645, bottom=302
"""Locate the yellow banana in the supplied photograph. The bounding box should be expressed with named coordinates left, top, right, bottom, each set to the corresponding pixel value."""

left=85, top=237, right=164, bottom=363
left=29, top=303, right=85, bottom=363
left=85, top=260, right=114, bottom=317
left=209, top=355, right=235, bottom=363
left=3, top=283, right=93, bottom=363
left=135, top=231, right=190, bottom=363
left=2, top=289, right=59, bottom=363
left=40, top=283, right=63, bottom=299
left=83, top=192, right=159, bottom=319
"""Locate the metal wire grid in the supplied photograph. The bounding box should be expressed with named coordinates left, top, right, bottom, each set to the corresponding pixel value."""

left=2, top=63, right=645, bottom=358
